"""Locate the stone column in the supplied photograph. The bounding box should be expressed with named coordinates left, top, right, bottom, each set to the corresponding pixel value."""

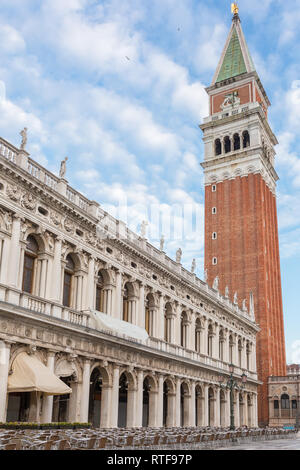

left=41, top=351, right=56, bottom=423
left=235, top=392, right=240, bottom=427
left=190, top=315, right=195, bottom=352
left=244, top=392, right=248, bottom=426
left=51, top=237, right=62, bottom=302
left=201, top=319, right=208, bottom=355
left=157, top=295, right=164, bottom=340
left=253, top=393, right=258, bottom=427
left=156, top=374, right=164, bottom=427
left=215, top=388, right=220, bottom=427
left=213, top=323, right=219, bottom=359
left=0, top=236, right=10, bottom=284
left=204, top=384, right=209, bottom=426
left=80, top=359, right=91, bottom=422
left=85, top=256, right=95, bottom=310
left=8, top=216, right=21, bottom=288
left=175, top=378, right=181, bottom=427
left=135, top=369, right=144, bottom=428
left=225, top=389, right=231, bottom=427
left=110, top=364, right=120, bottom=428
left=113, top=271, right=122, bottom=320
left=100, top=385, right=111, bottom=428
left=138, top=284, right=145, bottom=329
left=189, top=382, right=196, bottom=427
left=0, top=341, right=12, bottom=422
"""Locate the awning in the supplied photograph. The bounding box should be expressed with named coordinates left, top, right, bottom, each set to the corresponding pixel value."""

left=7, top=352, right=72, bottom=396
left=89, top=311, right=149, bottom=342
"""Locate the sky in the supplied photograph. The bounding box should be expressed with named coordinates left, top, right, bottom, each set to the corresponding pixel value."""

left=0, top=0, right=299, bottom=364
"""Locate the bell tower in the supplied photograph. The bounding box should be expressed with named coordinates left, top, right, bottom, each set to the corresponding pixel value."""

left=200, top=6, right=286, bottom=426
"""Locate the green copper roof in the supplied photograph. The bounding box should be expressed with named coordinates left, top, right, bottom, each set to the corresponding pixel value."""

left=216, top=28, right=247, bottom=83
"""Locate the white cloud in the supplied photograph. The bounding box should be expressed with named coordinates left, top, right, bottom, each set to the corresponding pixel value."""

left=0, top=24, right=25, bottom=53
left=289, top=340, right=300, bottom=363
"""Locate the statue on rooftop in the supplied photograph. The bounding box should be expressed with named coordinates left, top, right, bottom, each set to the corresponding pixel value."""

left=191, top=258, right=196, bottom=274
left=176, top=248, right=182, bottom=264
left=59, top=157, right=68, bottom=179
left=160, top=234, right=165, bottom=251
left=140, top=220, right=148, bottom=238
left=20, top=128, right=28, bottom=151
left=213, top=276, right=219, bottom=291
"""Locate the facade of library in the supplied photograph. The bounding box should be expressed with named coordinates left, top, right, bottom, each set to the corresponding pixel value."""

left=0, top=131, right=259, bottom=427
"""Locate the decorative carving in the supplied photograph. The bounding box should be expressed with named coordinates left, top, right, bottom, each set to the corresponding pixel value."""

left=21, top=193, right=37, bottom=211
left=50, top=211, right=61, bottom=227
left=221, top=91, right=240, bottom=110
left=64, top=217, right=75, bottom=233
left=6, top=184, right=21, bottom=202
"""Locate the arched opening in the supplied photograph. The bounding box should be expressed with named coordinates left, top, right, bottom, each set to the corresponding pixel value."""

left=238, top=339, right=242, bottom=368
left=208, top=387, right=215, bottom=426
left=7, top=392, right=31, bottom=422
left=95, top=272, right=105, bottom=312
left=195, top=318, right=202, bottom=353
left=273, top=398, right=279, bottom=417
left=63, top=255, right=75, bottom=307
left=145, top=293, right=155, bottom=336
left=118, top=373, right=128, bottom=428
left=52, top=376, right=72, bottom=422
left=22, top=235, right=39, bottom=294
left=208, top=324, right=213, bottom=357
left=219, top=329, right=224, bottom=361
left=180, top=311, right=188, bottom=348
left=164, top=303, right=173, bottom=343
left=229, top=335, right=234, bottom=364
left=220, top=389, right=226, bottom=427
left=281, top=393, right=290, bottom=418
left=142, top=377, right=151, bottom=427
left=195, top=386, right=203, bottom=426
left=122, top=282, right=136, bottom=323
left=224, top=136, right=231, bottom=153
left=246, top=342, right=251, bottom=370
left=215, top=139, right=222, bottom=156
left=243, top=130, right=250, bottom=148
left=233, top=133, right=241, bottom=151
left=88, top=368, right=102, bottom=427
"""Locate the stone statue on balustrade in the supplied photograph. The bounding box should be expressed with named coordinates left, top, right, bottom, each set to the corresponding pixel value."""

left=191, top=258, right=196, bottom=274
left=213, top=276, right=219, bottom=291
left=20, top=128, right=28, bottom=151
left=176, top=248, right=182, bottom=264
left=59, top=157, right=68, bottom=179
left=160, top=234, right=165, bottom=251
left=140, top=220, right=148, bottom=238
left=204, top=269, right=208, bottom=283
left=225, top=286, right=229, bottom=299
left=233, top=292, right=238, bottom=305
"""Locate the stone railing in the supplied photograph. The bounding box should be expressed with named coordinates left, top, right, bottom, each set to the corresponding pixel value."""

left=0, top=140, right=17, bottom=164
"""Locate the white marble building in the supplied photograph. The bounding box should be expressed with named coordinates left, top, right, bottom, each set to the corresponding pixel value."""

left=0, top=135, right=259, bottom=428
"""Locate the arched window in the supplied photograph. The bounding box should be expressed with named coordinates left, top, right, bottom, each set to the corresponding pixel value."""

left=243, top=131, right=250, bottom=148
left=229, top=335, right=234, bottom=363
left=224, top=136, right=231, bottom=153
left=63, top=255, right=75, bottom=307
left=123, top=284, right=129, bottom=322
left=219, top=329, right=224, bottom=361
left=164, top=303, right=172, bottom=343
left=208, top=324, right=213, bottom=357
left=281, top=394, right=290, bottom=409
left=233, top=133, right=240, bottom=151
left=22, top=235, right=39, bottom=294
left=180, top=312, right=188, bottom=348
left=95, top=272, right=104, bottom=312
left=238, top=339, right=242, bottom=367
left=195, top=318, right=202, bottom=353
left=215, top=139, right=222, bottom=156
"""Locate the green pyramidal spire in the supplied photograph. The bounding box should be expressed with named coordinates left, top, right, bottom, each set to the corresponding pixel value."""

left=212, top=14, right=256, bottom=85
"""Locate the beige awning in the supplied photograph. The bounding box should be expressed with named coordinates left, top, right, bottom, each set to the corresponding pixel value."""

left=89, top=310, right=149, bottom=342
left=7, top=352, right=72, bottom=396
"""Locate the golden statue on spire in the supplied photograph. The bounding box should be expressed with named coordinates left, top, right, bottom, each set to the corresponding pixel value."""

left=231, top=2, right=239, bottom=15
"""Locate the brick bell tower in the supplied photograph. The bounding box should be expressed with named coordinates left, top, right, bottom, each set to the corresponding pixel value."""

left=200, top=6, right=286, bottom=426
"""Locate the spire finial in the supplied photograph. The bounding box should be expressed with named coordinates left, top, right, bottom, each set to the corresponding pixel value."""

left=231, top=2, right=239, bottom=16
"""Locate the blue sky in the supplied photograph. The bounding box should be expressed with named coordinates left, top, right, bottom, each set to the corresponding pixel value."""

left=0, top=0, right=299, bottom=364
